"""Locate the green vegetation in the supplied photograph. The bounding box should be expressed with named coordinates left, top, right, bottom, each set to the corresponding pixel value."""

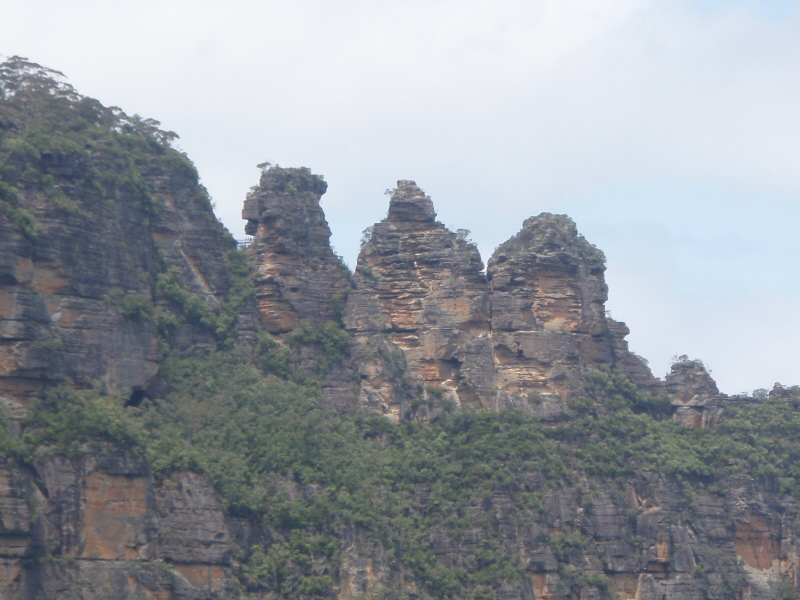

left=0, top=56, right=194, bottom=236
left=6, top=55, right=800, bottom=600
left=9, top=338, right=800, bottom=599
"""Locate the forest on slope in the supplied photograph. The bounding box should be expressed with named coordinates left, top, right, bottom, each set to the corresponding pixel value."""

left=1, top=56, right=800, bottom=600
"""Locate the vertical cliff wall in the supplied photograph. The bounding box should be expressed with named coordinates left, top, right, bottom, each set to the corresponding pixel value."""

left=0, top=57, right=241, bottom=422
left=344, top=181, right=493, bottom=421
left=0, top=57, right=257, bottom=599
left=243, top=165, right=350, bottom=333
left=342, top=183, right=660, bottom=422
left=0, top=448, right=240, bottom=599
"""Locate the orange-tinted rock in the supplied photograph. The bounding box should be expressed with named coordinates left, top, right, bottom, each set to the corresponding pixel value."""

left=666, top=356, right=720, bottom=404
left=155, top=471, right=232, bottom=565
left=173, top=564, right=228, bottom=589
left=735, top=515, right=780, bottom=571
left=345, top=195, right=663, bottom=422
left=488, top=213, right=660, bottom=418
left=20, top=448, right=239, bottom=599
left=0, top=560, right=23, bottom=597
left=244, top=166, right=350, bottom=333
left=81, top=471, right=153, bottom=560
left=666, top=356, right=725, bottom=428
left=337, top=526, right=420, bottom=600
left=344, top=181, right=493, bottom=421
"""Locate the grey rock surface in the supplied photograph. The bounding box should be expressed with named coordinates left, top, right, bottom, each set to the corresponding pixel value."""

left=244, top=166, right=350, bottom=333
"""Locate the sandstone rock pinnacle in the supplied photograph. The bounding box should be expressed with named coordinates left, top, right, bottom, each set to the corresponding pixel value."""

left=344, top=196, right=666, bottom=422
left=666, top=356, right=725, bottom=428
left=243, top=165, right=350, bottom=333
left=488, top=213, right=661, bottom=417
left=344, top=181, right=492, bottom=421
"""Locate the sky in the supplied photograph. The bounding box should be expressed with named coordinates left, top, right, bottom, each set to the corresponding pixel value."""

left=2, top=0, right=799, bottom=395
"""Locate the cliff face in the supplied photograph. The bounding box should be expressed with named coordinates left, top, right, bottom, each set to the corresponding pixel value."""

left=344, top=185, right=658, bottom=421
left=0, top=57, right=240, bottom=419
left=0, top=449, right=238, bottom=599
left=0, top=149, right=233, bottom=397
left=0, top=57, right=255, bottom=599
left=327, top=471, right=800, bottom=600
left=243, top=166, right=350, bottom=333
left=3, top=57, right=800, bottom=600
left=1, top=433, right=795, bottom=600
left=344, top=181, right=493, bottom=421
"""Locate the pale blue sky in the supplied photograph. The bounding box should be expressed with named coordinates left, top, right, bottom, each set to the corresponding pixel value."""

left=2, top=0, right=798, bottom=394
left=685, top=0, right=796, bottom=20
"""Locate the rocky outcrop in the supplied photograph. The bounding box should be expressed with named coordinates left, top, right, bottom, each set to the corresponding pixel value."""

left=322, top=472, right=800, bottom=600
left=344, top=191, right=660, bottom=422
left=243, top=166, right=358, bottom=410
left=0, top=444, right=797, bottom=600
left=667, top=356, right=725, bottom=428
left=0, top=119, right=239, bottom=420
left=344, top=181, right=493, bottom=421
left=487, top=214, right=662, bottom=419
left=0, top=447, right=237, bottom=599
left=243, top=166, right=350, bottom=333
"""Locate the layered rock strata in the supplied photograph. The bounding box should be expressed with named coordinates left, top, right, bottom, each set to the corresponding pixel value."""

left=343, top=185, right=659, bottom=421
left=0, top=444, right=797, bottom=600
left=666, top=356, right=726, bottom=429
left=344, top=181, right=493, bottom=421
left=487, top=214, right=661, bottom=418
left=328, top=471, right=800, bottom=600
left=0, top=449, right=237, bottom=599
left=0, top=137, right=238, bottom=418
left=242, top=165, right=357, bottom=410
left=243, top=166, right=350, bottom=333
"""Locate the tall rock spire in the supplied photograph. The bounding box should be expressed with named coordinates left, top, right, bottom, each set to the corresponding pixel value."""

left=243, top=165, right=350, bottom=333
left=344, top=181, right=493, bottom=422
left=386, top=180, right=437, bottom=224
left=488, top=213, right=661, bottom=417
left=344, top=199, right=663, bottom=423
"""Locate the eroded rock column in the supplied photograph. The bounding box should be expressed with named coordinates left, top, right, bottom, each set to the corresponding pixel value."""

left=488, top=213, right=659, bottom=418
left=344, top=181, right=493, bottom=421
left=243, top=166, right=350, bottom=333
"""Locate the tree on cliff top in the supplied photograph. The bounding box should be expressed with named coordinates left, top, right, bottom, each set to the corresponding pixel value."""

left=0, top=55, right=178, bottom=144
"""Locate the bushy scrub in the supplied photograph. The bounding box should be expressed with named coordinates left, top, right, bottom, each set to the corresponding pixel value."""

left=0, top=56, right=190, bottom=234
left=13, top=345, right=800, bottom=599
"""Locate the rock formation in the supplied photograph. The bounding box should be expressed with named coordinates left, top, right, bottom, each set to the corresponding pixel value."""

left=0, top=449, right=238, bottom=599
left=344, top=189, right=660, bottom=422
left=325, top=471, right=800, bottom=600
left=0, top=113, right=238, bottom=416
left=344, top=181, right=493, bottom=421
left=243, top=165, right=358, bottom=410
left=666, top=356, right=726, bottom=428
left=0, top=59, right=259, bottom=598
left=3, top=56, right=799, bottom=600
left=243, top=165, right=350, bottom=333
left=487, top=213, right=661, bottom=419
